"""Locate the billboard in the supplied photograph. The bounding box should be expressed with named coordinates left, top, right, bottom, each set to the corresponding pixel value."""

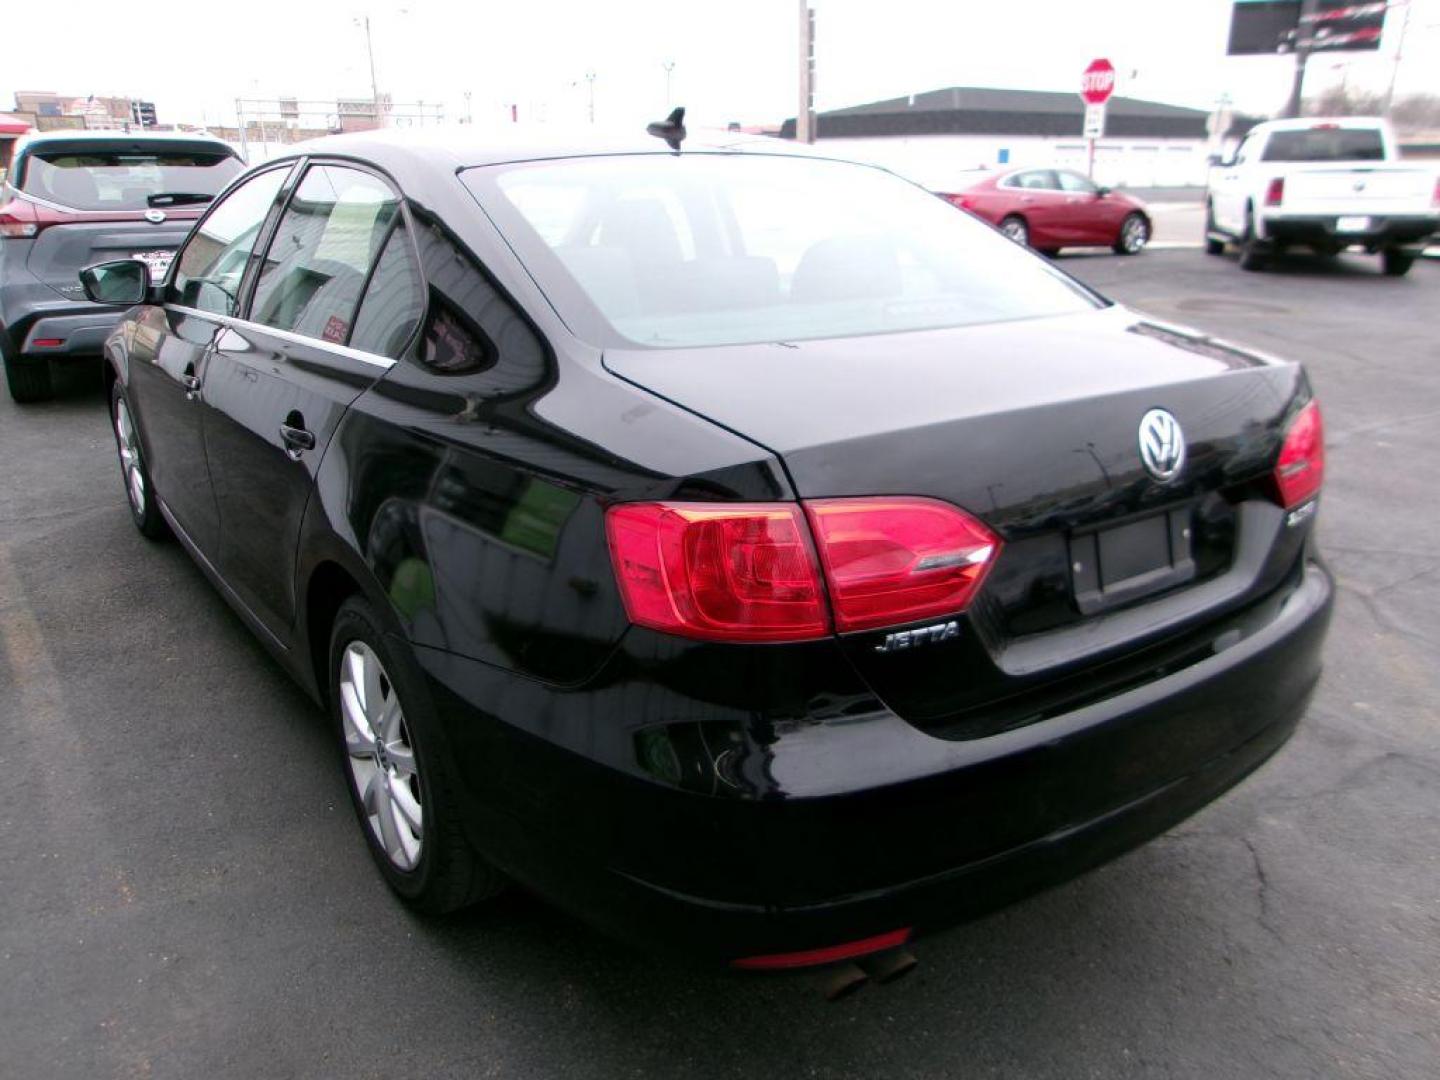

left=1228, top=1, right=1387, bottom=55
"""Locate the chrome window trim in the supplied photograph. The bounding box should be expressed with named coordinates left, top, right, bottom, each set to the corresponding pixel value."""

left=165, top=304, right=396, bottom=370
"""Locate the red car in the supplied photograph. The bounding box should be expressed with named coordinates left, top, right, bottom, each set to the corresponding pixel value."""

left=939, top=168, right=1151, bottom=256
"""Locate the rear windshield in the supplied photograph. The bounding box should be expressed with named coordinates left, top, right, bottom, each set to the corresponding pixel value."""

left=1261, top=128, right=1385, bottom=162
left=464, top=154, right=1101, bottom=348
left=20, top=143, right=243, bottom=211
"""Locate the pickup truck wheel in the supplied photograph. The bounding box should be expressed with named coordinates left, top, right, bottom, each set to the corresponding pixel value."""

left=1237, top=208, right=1267, bottom=272
left=1381, top=249, right=1415, bottom=277
left=2, top=331, right=54, bottom=403
left=1203, top=202, right=1225, bottom=255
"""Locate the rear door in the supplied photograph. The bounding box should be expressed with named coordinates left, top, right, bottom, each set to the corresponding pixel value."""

left=1004, top=170, right=1072, bottom=246
left=130, top=163, right=294, bottom=556
left=202, top=162, right=414, bottom=641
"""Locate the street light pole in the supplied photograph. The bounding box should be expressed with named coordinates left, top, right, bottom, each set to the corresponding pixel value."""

left=797, top=1, right=815, bottom=143
left=663, top=60, right=676, bottom=107
left=585, top=71, right=597, bottom=123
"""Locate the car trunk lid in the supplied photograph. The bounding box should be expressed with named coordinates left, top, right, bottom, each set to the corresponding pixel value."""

left=604, top=305, right=1308, bottom=733
left=25, top=210, right=199, bottom=301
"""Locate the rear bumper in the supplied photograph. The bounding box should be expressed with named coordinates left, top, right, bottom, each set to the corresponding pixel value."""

left=1261, top=213, right=1438, bottom=250
left=417, top=558, right=1333, bottom=966
left=0, top=276, right=125, bottom=357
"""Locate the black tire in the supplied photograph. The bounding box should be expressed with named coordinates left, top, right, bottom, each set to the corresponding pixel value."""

left=999, top=215, right=1029, bottom=247
left=2, top=331, right=53, bottom=403
left=1381, top=249, right=1415, bottom=277
left=329, top=595, right=505, bottom=914
left=109, top=380, right=169, bottom=540
left=1112, top=212, right=1149, bottom=255
left=1037, top=247, right=1061, bottom=257
left=1203, top=202, right=1225, bottom=255
left=1238, top=205, right=1267, bottom=272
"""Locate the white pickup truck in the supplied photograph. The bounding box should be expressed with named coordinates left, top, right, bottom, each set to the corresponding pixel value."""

left=1205, top=117, right=1438, bottom=275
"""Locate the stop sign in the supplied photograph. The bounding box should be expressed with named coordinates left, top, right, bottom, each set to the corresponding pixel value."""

left=1080, top=58, right=1116, bottom=106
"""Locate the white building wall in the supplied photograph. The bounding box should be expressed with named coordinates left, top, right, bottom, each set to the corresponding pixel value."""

left=808, top=133, right=1212, bottom=190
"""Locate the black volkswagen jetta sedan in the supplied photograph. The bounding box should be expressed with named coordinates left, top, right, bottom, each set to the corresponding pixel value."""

left=80, top=126, right=1332, bottom=970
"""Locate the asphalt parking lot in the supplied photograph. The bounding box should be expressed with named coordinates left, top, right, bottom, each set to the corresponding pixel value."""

left=3, top=249, right=1437, bottom=1079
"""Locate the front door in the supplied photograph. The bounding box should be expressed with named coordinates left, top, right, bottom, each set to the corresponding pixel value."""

left=202, top=163, right=405, bottom=640
left=135, top=162, right=294, bottom=555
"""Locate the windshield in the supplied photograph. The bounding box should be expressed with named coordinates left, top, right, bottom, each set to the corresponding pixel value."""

left=465, top=154, right=1102, bottom=348
left=20, top=142, right=243, bottom=211
left=1261, top=128, right=1385, bottom=162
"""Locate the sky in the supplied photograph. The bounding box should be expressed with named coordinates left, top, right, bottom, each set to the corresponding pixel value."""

left=3, top=0, right=1438, bottom=132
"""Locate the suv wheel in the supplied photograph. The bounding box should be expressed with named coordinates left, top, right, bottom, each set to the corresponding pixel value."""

left=329, top=596, right=506, bottom=914
left=2, top=332, right=53, bottom=403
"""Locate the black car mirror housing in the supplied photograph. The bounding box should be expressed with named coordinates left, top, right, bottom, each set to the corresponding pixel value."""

left=79, top=260, right=151, bottom=306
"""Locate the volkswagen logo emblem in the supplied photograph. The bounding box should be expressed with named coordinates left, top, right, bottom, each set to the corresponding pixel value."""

left=1138, top=408, right=1185, bottom=482
left=144, top=208, right=166, bottom=224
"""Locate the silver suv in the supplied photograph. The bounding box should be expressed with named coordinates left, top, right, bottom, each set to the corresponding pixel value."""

left=0, top=130, right=242, bottom=401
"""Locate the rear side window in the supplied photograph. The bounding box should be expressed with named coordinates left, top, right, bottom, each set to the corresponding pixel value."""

left=170, top=165, right=292, bottom=316
left=1262, top=128, right=1385, bottom=162
left=19, top=142, right=242, bottom=211
left=249, top=165, right=401, bottom=344
left=349, top=220, right=425, bottom=358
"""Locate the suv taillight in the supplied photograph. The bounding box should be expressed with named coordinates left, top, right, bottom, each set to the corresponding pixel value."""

left=1274, top=400, right=1324, bottom=509
left=0, top=197, right=69, bottom=239
left=1264, top=177, right=1285, bottom=207
left=605, top=497, right=1001, bottom=642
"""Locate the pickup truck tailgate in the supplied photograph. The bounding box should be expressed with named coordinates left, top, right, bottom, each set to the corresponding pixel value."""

left=1281, top=165, right=1435, bottom=215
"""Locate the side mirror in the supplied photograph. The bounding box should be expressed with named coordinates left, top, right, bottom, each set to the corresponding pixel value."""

left=79, top=259, right=150, bottom=305
left=1208, top=153, right=1234, bottom=168
left=1095, top=185, right=1112, bottom=198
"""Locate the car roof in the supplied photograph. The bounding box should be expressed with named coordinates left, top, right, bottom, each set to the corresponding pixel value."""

left=265, top=124, right=821, bottom=172
left=19, top=127, right=231, bottom=145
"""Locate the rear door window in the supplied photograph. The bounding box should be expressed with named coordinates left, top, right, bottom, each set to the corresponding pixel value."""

left=1261, top=128, right=1385, bottom=162
left=248, top=165, right=401, bottom=344
left=349, top=220, right=425, bottom=359
left=169, top=165, right=292, bottom=316
left=19, top=142, right=242, bottom=210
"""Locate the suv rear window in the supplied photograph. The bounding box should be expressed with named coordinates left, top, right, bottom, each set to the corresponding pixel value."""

left=1261, top=128, right=1385, bottom=162
left=19, top=141, right=242, bottom=211
left=465, top=154, right=1101, bottom=349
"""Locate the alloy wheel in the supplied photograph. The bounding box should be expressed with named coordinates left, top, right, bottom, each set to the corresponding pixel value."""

left=1000, top=218, right=1028, bottom=246
left=114, top=396, right=146, bottom=517
left=1122, top=216, right=1149, bottom=253
left=339, top=641, right=423, bottom=871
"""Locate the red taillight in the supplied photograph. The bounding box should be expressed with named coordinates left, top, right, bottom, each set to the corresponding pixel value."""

left=605, top=502, right=830, bottom=642
left=1265, top=177, right=1285, bottom=207
left=941, top=193, right=976, bottom=211
left=805, top=498, right=1000, bottom=633
left=0, top=198, right=72, bottom=239
left=605, top=497, right=1001, bottom=641
left=732, top=928, right=912, bottom=970
left=1274, top=400, right=1324, bottom=509
left=1432, top=175, right=1439, bottom=208
left=31, top=338, right=65, bottom=348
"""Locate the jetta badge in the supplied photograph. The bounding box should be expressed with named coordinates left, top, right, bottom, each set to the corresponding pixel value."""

left=144, top=208, right=166, bottom=224
left=874, top=620, right=960, bottom=654
left=1138, top=408, right=1185, bottom=482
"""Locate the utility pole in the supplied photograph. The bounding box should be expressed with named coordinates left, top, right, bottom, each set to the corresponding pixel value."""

left=585, top=71, right=597, bottom=123
left=797, top=1, right=815, bottom=143
left=1281, top=0, right=1322, bottom=119
left=663, top=60, right=676, bottom=107
left=361, top=14, right=381, bottom=127
left=1382, top=0, right=1413, bottom=115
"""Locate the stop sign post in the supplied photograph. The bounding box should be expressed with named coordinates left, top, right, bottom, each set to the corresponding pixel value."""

left=1080, top=58, right=1115, bottom=178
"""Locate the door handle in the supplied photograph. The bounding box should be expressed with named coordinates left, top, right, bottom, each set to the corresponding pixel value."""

left=279, top=422, right=316, bottom=461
